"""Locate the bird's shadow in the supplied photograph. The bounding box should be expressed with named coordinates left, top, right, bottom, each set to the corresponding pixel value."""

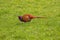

left=16, top=22, right=30, bottom=26
left=16, top=22, right=24, bottom=25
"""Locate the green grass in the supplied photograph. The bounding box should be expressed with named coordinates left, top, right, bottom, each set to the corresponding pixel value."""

left=0, top=0, right=60, bottom=40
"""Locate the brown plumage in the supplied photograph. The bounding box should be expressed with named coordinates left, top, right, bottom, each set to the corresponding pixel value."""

left=18, top=14, right=45, bottom=22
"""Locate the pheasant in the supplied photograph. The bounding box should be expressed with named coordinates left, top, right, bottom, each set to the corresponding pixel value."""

left=18, top=14, right=45, bottom=22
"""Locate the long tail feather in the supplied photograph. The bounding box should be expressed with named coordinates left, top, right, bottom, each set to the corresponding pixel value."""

left=34, top=16, right=46, bottom=18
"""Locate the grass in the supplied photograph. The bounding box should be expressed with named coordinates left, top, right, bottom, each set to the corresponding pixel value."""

left=0, top=0, right=60, bottom=40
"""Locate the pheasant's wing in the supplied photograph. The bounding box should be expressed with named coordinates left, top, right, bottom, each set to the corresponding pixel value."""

left=22, top=16, right=31, bottom=22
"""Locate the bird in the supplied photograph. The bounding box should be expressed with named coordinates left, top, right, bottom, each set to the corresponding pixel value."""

left=18, top=14, right=45, bottom=22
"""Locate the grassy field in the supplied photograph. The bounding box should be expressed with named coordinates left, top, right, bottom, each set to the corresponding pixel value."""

left=0, top=0, right=60, bottom=40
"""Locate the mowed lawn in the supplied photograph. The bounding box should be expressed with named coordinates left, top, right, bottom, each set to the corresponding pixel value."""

left=0, top=0, right=60, bottom=40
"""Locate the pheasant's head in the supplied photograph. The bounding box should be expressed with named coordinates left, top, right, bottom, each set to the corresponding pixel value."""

left=18, top=16, right=23, bottom=21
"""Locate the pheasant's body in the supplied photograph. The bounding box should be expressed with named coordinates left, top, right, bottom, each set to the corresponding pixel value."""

left=18, top=14, right=45, bottom=22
